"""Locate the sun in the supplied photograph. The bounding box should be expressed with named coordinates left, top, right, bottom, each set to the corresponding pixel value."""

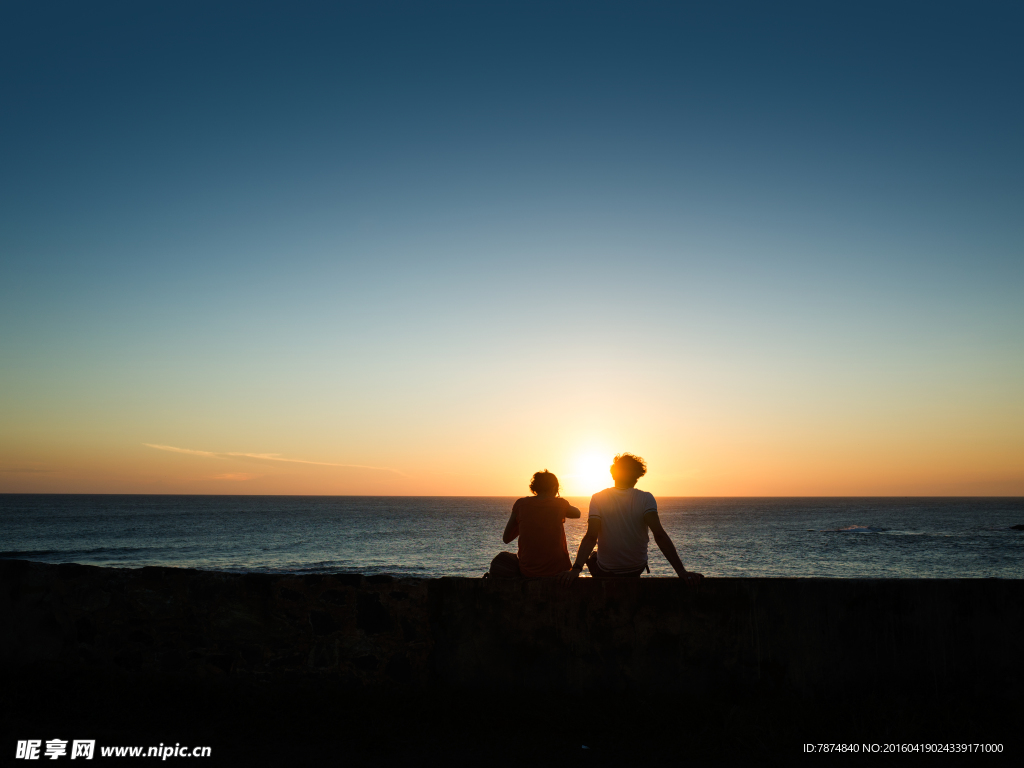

left=564, top=452, right=613, bottom=497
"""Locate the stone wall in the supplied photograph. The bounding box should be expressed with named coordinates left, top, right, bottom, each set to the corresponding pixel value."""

left=2, top=559, right=1021, bottom=702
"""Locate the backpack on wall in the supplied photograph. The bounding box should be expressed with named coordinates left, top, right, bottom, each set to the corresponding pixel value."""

left=486, top=551, right=521, bottom=578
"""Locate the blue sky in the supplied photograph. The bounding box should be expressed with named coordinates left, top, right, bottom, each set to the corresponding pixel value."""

left=1, top=1, right=1021, bottom=494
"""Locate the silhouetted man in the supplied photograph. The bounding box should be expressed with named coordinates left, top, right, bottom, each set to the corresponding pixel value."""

left=560, top=453, right=703, bottom=584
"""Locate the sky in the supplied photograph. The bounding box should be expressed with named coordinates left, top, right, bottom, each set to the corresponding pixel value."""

left=1, top=0, right=1022, bottom=497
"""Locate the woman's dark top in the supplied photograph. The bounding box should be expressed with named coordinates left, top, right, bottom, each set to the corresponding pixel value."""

left=512, top=496, right=573, bottom=577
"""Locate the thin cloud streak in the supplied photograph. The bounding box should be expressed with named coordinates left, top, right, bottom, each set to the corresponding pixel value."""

left=144, top=444, right=221, bottom=458
left=144, top=444, right=405, bottom=476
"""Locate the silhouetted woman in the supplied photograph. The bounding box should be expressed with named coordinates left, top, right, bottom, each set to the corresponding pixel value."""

left=492, top=470, right=581, bottom=577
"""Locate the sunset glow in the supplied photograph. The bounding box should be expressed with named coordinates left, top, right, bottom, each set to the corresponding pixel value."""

left=563, top=453, right=614, bottom=497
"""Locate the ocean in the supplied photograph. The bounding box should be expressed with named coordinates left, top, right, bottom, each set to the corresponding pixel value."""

left=1, top=494, right=1021, bottom=579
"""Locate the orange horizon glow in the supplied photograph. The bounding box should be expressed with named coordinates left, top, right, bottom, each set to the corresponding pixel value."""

left=1, top=433, right=1021, bottom=497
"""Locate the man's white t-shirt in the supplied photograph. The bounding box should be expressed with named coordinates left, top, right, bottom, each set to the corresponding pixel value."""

left=588, top=487, right=657, bottom=573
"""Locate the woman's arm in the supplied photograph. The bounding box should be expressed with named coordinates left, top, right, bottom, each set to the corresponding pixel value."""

left=502, top=508, right=520, bottom=544
left=564, top=503, right=582, bottom=519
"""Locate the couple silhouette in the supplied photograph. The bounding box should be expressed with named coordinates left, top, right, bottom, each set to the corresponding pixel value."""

left=490, top=453, right=704, bottom=585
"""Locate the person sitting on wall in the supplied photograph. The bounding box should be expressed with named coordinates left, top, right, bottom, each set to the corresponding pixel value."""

left=489, top=470, right=582, bottom=578
left=559, top=453, right=703, bottom=585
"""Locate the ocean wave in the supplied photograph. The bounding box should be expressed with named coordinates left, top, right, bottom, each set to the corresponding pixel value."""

left=821, top=525, right=888, bottom=533
left=0, top=546, right=154, bottom=560
left=0, top=549, right=61, bottom=558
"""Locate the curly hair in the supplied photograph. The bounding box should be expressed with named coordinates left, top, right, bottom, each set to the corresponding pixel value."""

left=529, top=470, right=559, bottom=495
left=613, top=453, right=647, bottom=480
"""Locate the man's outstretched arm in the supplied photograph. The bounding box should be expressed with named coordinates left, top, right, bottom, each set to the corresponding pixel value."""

left=559, top=518, right=600, bottom=584
left=644, top=511, right=703, bottom=585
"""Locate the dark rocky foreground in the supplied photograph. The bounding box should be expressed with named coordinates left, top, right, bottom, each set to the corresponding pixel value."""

left=1, top=560, right=1021, bottom=765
